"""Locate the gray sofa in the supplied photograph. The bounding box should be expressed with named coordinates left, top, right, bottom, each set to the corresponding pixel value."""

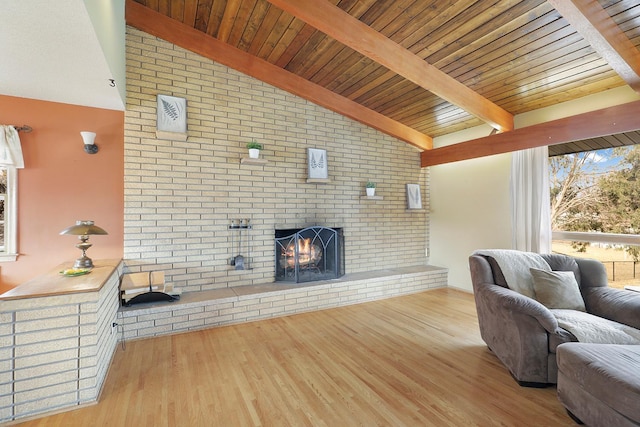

left=469, top=252, right=640, bottom=386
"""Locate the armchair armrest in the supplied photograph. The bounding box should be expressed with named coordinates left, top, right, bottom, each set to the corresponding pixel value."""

left=575, top=258, right=608, bottom=289
left=583, top=287, right=640, bottom=329
left=487, top=285, right=560, bottom=334
left=473, top=282, right=560, bottom=384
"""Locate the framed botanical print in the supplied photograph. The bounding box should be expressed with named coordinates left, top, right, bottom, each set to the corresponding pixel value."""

left=406, top=184, right=422, bottom=209
left=308, top=148, right=328, bottom=179
left=157, top=94, right=187, bottom=133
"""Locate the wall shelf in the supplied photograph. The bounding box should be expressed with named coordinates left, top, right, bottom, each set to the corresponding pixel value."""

left=241, top=158, right=268, bottom=165
left=361, top=195, right=383, bottom=200
left=156, top=130, right=188, bottom=141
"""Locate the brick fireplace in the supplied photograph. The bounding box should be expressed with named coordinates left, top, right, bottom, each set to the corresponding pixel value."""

left=275, top=226, right=344, bottom=283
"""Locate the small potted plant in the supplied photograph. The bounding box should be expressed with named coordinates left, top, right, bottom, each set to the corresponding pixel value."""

left=246, top=141, right=263, bottom=159
left=366, top=181, right=376, bottom=196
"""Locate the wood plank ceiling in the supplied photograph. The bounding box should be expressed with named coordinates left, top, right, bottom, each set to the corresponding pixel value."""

left=128, top=0, right=640, bottom=164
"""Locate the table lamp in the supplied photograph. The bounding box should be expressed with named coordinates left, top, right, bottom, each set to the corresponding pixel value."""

left=59, top=220, right=108, bottom=269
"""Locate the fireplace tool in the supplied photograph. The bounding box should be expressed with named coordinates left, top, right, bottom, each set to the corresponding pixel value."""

left=234, top=227, right=245, bottom=270
left=229, top=219, right=251, bottom=270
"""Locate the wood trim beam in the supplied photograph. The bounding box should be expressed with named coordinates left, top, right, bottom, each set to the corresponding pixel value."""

left=421, top=100, right=640, bottom=167
left=266, top=0, right=514, bottom=132
left=125, top=0, right=432, bottom=151
left=548, top=0, right=640, bottom=93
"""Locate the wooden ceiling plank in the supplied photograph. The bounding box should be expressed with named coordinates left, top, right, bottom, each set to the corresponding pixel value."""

left=226, top=0, right=259, bottom=47
left=411, top=0, right=524, bottom=61
left=361, top=0, right=422, bottom=33
left=218, top=0, right=243, bottom=42
left=193, top=0, right=213, bottom=32
left=498, top=74, right=623, bottom=115
left=271, top=23, right=316, bottom=67
left=170, top=0, right=185, bottom=21
left=376, top=0, right=452, bottom=42
left=604, top=136, right=625, bottom=148
left=183, top=1, right=198, bottom=27
left=239, top=1, right=272, bottom=52
left=285, top=31, right=337, bottom=78
left=125, top=0, right=432, bottom=150
left=418, top=1, right=549, bottom=66
left=548, top=0, right=640, bottom=92
left=204, top=1, right=227, bottom=37
left=612, top=132, right=636, bottom=145
left=480, top=53, right=607, bottom=102
left=265, top=0, right=514, bottom=132
left=421, top=100, right=640, bottom=166
left=158, top=0, right=170, bottom=16
left=452, top=32, right=588, bottom=93
left=440, top=9, right=570, bottom=82
left=256, top=14, right=297, bottom=60
left=493, top=63, right=618, bottom=110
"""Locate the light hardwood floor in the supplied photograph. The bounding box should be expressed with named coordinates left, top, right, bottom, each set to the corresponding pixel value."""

left=17, top=288, right=575, bottom=426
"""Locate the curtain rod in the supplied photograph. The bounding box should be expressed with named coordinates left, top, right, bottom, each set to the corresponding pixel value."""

left=13, top=125, right=32, bottom=133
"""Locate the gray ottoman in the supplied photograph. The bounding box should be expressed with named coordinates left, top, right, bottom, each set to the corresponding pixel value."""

left=557, top=343, right=640, bottom=426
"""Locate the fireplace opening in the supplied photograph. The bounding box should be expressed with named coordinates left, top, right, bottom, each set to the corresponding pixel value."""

left=275, top=226, right=344, bottom=283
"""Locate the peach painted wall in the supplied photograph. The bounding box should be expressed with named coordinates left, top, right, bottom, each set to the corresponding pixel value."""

left=0, top=95, right=124, bottom=290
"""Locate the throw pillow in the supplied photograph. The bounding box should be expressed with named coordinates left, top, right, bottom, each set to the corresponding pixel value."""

left=530, top=268, right=586, bottom=311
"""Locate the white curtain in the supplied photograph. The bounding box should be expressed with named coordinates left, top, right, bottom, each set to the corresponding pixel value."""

left=510, top=146, right=551, bottom=253
left=0, top=126, right=24, bottom=168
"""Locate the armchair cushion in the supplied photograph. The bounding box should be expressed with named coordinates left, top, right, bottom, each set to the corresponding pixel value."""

left=530, top=268, right=586, bottom=311
left=552, top=309, right=640, bottom=345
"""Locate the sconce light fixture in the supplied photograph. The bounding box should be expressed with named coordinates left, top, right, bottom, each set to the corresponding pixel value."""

left=81, top=131, right=98, bottom=154
left=60, top=220, right=108, bottom=269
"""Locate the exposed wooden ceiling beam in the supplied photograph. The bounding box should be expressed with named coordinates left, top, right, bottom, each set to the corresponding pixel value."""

left=125, top=0, right=432, bottom=150
left=548, top=0, right=640, bottom=93
left=421, top=100, right=640, bottom=166
left=266, top=0, right=514, bottom=133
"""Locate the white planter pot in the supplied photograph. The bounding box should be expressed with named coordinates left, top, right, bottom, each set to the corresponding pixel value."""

left=366, top=187, right=376, bottom=196
left=248, top=148, right=260, bottom=159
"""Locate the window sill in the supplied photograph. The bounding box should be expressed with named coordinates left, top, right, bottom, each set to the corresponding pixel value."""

left=0, top=254, right=18, bottom=262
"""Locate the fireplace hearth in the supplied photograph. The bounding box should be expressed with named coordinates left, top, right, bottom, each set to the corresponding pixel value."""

left=275, top=226, right=344, bottom=283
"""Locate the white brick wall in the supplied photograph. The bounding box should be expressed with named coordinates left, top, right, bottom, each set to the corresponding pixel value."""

left=124, top=27, right=431, bottom=292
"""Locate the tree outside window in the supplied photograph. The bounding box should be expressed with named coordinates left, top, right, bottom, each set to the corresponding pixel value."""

left=550, top=145, right=640, bottom=287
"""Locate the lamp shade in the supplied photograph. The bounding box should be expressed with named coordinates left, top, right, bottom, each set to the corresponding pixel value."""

left=59, top=220, right=108, bottom=236
left=80, top=132, right=96, bottom=146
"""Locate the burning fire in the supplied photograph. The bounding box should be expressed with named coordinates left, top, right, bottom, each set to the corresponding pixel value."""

left=282, top=238, right=322, bottom=268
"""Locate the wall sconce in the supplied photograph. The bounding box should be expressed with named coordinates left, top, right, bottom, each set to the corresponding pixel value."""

left=60, top=220, right=108, bottom=269
left=81, top=131, right=98, bottom=154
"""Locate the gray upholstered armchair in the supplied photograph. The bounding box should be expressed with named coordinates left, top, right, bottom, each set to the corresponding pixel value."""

left=469, top=252, right=640, bottom=387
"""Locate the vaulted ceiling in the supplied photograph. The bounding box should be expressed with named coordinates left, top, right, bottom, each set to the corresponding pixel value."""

left=125, top=1, right=640, bottom=164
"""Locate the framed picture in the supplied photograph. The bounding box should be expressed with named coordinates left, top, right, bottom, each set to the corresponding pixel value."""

left=406, top=184, right=422, bottom=209
left=308, top=148, right=328, bottom=179
left=157, top=94, right=187, bottom=133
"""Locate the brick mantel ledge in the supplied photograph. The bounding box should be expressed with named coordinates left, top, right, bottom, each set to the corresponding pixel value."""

left=118, top=265, right=448, bottom=340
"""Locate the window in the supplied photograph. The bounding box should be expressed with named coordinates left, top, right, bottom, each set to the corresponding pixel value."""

left=550, top=146, right=640, bottom=289
left=0, top=166, right=18, bottom=261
